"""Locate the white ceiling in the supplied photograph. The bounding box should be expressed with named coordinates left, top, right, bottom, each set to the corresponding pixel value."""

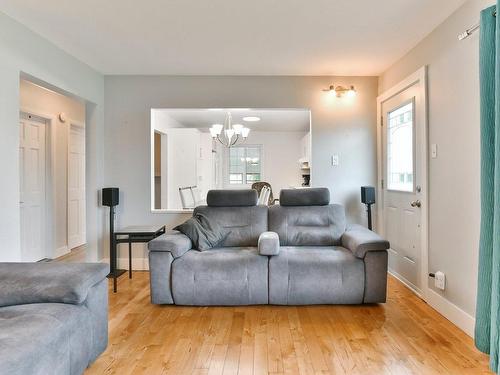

left=0, top=0, right=467, bottom=75
left=154, top=109, right=310, bottom=132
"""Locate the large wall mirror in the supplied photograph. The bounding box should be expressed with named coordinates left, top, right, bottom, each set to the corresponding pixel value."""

left=151, top=108, right=311, bottom=211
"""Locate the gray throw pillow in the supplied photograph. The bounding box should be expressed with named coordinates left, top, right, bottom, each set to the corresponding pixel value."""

left=174, top=213, right=226, bottom=251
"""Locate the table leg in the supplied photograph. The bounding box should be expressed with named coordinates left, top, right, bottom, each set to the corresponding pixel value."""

left=113, top=275, right=117, bottom=293
left=129, top=240, right=132, bottom=279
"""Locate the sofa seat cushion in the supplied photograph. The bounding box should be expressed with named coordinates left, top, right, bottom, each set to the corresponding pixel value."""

left=0, top=303, right=93, bottom=375
left=269, top=246, right=365, bottom=305
left=172, top=247, right=268, bottom=305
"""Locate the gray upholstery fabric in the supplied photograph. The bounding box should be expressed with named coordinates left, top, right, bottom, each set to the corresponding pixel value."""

left=0, top=263, right=108, bottom=375
left=341, top=224, right=390, bottom=258
left=194, top=205, right=268, bottom=247
left=148, top=230, right=192, bottom=258
left=363, top=251, right=388, bottom=303
left=207, top=189, right=258, bottom=207
left=268, top=204, right=346, bottom=246
left=174, top=213, right=226, bottom=251
left=0, top=304, right=86, bottom=375
left=258, top=231, right=280, bottom=255
left=149, top=251, right=175, bottom=304
left=279, top=188, right=330, bottom=206
left=0, top=262, right=108, bottom=307
left=83, top=279, right=109, bottom=362
left=172, top=247, right=268, bottom=305
left=269, top=246, right=365, bottom=305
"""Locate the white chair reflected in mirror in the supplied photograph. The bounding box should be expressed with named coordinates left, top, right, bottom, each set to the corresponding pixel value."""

left=179, top=186, right=195, bottom=209
left=190, top=186, right=206, bottom=207
left=257, top=186, right=271, bottom=206
left=179, top=185, right=206, bottom=209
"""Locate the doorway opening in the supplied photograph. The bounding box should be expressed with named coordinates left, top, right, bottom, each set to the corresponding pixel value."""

left=19, top=78, right=87, bottom=261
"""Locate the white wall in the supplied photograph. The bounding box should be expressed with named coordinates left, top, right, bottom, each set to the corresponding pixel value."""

left=0, top=11, right=105, bottom=262
left=19, top=79, right=86, bottom=256
left=165, top=128, right=200, bottom=209
left=379, top=0, right=495, bottom=320
left=104, top=75, right=378, bottom=264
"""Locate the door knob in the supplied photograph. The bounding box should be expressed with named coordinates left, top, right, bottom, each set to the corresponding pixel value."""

left=410, top=200, right=421, bottom=208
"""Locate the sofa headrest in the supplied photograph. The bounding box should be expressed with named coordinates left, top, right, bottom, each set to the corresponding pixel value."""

left=206, top=189, right=258, bottom=207
left=279, top=188, right=330, bottom=206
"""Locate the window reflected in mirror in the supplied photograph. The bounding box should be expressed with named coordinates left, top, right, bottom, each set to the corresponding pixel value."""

left=151, top=108, right=311, bottom=211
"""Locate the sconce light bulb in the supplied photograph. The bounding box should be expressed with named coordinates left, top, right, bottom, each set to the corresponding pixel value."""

left=347, top=86, right=356, bottom=98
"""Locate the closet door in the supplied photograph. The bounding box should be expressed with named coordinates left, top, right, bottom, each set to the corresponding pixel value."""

left=68, top=123, right=86, bottom=249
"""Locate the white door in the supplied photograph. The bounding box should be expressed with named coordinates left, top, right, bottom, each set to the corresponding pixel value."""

left=68, top=124, right=86, bottom=249
left=19, top=113, right=47, bottom=261
left=381, top=80, right=425, bottom=294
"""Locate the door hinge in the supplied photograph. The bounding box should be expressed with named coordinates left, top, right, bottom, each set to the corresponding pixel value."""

left=380, top=116, right=384, bottom=126
left=381, top=179, right=384, bottom=189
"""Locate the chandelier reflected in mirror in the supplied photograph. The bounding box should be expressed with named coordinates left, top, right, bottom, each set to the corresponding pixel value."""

left=209, top=112, right=250, bottom=147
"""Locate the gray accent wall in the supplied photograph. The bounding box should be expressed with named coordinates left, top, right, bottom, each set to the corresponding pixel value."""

left=0, top=11, right=105, bottom=262
left=104, top=75, right=378, bottom=262
left=379, top=0, right=495, bottom=317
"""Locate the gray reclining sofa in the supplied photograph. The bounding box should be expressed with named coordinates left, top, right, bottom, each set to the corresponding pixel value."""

left=0, top=262, right=109, bottom=375
left=148, top=188, right=389, bottom=305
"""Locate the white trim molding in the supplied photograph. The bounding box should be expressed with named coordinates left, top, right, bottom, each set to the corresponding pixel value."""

left=425, top=289, right=475, bottom=337
left=53, top=246, right=69, bottom=258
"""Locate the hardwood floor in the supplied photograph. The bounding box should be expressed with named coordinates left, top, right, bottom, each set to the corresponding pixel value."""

left=85, top=272, right=491, bottom=375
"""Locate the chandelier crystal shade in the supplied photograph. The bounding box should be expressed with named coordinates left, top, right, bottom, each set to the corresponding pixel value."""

left=210, top=112, right=250, bottom=147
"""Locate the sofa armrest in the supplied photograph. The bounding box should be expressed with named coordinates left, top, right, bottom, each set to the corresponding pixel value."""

left=342, top=224, right=390, bottom=258
left=258, top=231, right=280, bottom=256
left=148, top=230, right=192, bottom=258
left=0, top=262, right=109, bottom=308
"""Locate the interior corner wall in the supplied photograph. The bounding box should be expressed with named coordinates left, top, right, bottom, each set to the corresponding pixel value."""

left=378, top=0, right=495, bottom=318
left=0, top=11, right=105, bottom=262
left=104, top=75, right=378, bottom=264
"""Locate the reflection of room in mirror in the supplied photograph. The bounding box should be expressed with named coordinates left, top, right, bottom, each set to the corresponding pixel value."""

left=151, top=108, right=311, bottom=211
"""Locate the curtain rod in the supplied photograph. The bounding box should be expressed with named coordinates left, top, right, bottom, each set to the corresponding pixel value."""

left=458, top=10, right=496, bottom=40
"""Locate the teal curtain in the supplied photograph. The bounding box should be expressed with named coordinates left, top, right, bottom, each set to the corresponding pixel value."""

left=476, top=4, right=500, bottom=373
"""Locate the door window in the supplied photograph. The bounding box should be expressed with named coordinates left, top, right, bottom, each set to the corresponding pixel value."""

left=387, top=101, right=414, bottom=192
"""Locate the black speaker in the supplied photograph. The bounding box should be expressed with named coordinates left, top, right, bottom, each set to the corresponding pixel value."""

left=102, top=187, right=119, bottom=207
left=361, top=186, right=376, bottom=205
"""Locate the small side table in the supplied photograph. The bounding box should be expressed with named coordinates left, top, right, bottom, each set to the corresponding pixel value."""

left=108, top=225, right=166, bottom=292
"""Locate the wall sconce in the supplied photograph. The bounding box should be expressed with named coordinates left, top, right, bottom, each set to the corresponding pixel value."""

left=323, top=85, right=356, bottom=98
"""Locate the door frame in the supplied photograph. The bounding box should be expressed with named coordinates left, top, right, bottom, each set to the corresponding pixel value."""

left=67, top=119, right=86, bottom=253
left=376, top=66, right=429, bottom=300
left=20, top=108, right=57, bottom=260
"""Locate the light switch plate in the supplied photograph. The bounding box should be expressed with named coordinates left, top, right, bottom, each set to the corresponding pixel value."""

left=331, top=154, right=339, bottom=166
left=431, top=144, right=438, bottom=158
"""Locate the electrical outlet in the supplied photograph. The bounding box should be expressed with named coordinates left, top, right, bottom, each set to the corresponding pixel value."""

left=435, top=271, right=446, bottom=290
left=331, top=154, right=339, bottom=166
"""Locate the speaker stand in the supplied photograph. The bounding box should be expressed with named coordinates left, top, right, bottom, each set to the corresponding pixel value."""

left=365, top=203, right=373, bottom=230
left=106, top=205, right=126, bottom=292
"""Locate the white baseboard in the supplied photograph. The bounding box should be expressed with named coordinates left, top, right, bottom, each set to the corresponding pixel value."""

left=101, top=257, right=149, bottom=271
left=53, top=246, right=69, bottom=258
left=389, top=269, right=475, bottom=337
left=425, top=289, right=475, bottom=337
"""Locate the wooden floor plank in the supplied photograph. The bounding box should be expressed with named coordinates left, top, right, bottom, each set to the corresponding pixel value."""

left=85, top=272, right=492, bottom=375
